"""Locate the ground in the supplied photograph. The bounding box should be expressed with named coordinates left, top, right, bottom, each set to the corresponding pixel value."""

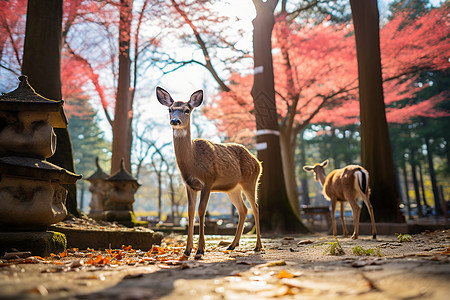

left=0, top=229, right=449, bottom=300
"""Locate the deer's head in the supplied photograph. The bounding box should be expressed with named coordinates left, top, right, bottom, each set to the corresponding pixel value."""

left=156, top=87, right=203, bottom=131
left=303, top=160, right=328, bottom=182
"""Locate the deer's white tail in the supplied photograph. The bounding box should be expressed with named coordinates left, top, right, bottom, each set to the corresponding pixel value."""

left=355, top=168, right=369, bottom=195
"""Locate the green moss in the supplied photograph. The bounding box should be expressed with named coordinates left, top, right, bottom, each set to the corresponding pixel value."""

left=130, top=211, right=148, bottom=228
left=48, top=231, right=67, bottom=253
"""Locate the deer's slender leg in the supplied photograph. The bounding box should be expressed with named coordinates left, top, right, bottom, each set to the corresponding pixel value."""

left=330, top=198, right=338, bottom=236
left=346, top=194, right=361, bottom=240
left=227, top=187, right=248, bottom=250
left=362, top=193, right=377, bottom=239
left=184, top=187, right=197, bottom=256
left=242, top=183, right=262, bottom=251
left=196, top=187, right=211, bottom=256
left=340, top=201, right=348, bottom=238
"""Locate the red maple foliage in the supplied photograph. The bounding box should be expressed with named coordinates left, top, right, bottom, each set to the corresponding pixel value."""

left=206, top=7, right=450, bottom=144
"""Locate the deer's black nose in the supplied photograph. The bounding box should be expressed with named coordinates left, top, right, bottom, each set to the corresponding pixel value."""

left=170, top=119, right=181, bottom=126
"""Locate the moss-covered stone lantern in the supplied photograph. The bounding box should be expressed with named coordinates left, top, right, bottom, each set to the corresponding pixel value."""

left=0, top=76, right=81, bottom=230
left=103, top=159, right=140, bottom=226
left=86, top=157, right=109, bottom=217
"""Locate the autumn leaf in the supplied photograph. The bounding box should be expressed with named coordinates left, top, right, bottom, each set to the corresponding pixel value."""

left=94, top=254, right=103, bottom=264
left=277, top=270, right=295, bottom=279
left=178, top=254, right=189, bottom=261
left=122, top=245, right=132, bottom=251
left=103, top=256, right=112, bottom=264
left=151, top=246, right=165, bottom=255
left=59, top=250, right=68, bottom=258
left=439, top=247, right=450, bottom=255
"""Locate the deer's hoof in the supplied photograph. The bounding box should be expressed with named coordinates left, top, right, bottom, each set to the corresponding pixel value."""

left=194, top=252, right=203, bottom=260
left=372, top=234, right=377, bottom=239
left=227, top=245, right=235, bottom=251
left=351, top=235, right=358, bottom=240
left=253, top=246, right=262, bottom=252
left=184, top=249, right=191, bottom=257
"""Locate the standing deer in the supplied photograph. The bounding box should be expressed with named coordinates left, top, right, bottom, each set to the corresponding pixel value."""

left=156, top=87, right=263, bottom=257
left=303, top=160, right=376, bottom=239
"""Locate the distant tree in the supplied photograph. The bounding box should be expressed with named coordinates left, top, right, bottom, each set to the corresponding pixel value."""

left=350, top=0, right=404, bottom=222
left=66, top=96, right=111, bottom=209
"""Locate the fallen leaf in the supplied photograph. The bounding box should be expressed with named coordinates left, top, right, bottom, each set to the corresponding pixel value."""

left=94, top=254, right=103, bottom=264
left=103, top=256, right=112, bottom=264
left=66, top=259, right=84, bottom=268
left=29, top=285, right=48, bottom=296
left=297, top=240, right=313, bottom=245
left=122, top=245, right=132, bottom=251
left=277, top=270, right=295, bottom=279
left=3, top=251, right=31, bottom=260
left=178, top=254, right=189, bottom=261
left=217, top=241, right=231, bottom=247
left=265, top=260, right=286, bottom=267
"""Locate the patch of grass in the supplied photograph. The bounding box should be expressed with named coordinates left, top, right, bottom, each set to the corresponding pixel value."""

left=323, top=236, right=345, bottom=255
left=353, top=246, right=382, bottom=257
left=395, top=233, right=412, bottom=242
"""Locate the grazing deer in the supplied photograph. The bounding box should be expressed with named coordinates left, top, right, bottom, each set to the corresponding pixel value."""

left=156, top=87, right=263, bottom=257
left=303, top=160, right=376, bottom=239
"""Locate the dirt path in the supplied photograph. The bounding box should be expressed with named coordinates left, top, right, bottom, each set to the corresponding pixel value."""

left=1, top=230, right=449, bottom=299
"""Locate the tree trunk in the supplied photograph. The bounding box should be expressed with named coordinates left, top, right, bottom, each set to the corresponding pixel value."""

left=418, top=158, right=429, bottom=213
left=251, top=0, right=308, bottom=233
left=424, top=136, right=443, bottom=215
left=401, top=155, right=412, bottom=219
left=410, top=151, right=423, bottom=217
left=299, top=132, right=310, bottom=206
left=157, top=171, right=162, bottom=220
left=279, top=129, right=300, bottom=213
left=111, top=0, right=133, bottom=174
left=349, top=0, right=404, bottom=222
left=22, top=0, right=80, bottom=217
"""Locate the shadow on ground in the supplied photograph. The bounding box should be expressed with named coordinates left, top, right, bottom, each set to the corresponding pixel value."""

left=72, top=254, right=267, bottom=300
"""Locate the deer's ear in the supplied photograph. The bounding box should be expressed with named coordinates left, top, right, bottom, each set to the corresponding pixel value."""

left=303, top=166, right=314, bottom=172
left=320, top=160, right=329, bottom=167
left=156, top=87, right=174, bottom=107
left=189, top=90, right=203, bottom=107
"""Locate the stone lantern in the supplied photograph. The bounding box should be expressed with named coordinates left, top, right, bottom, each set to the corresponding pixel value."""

left=0, top=76, right=81, bottom=231
left=86, top=157, right=109, bottom=218
left=103, top=159, right=140, bottom=226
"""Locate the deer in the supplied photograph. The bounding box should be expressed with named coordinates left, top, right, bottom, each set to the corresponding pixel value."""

left=156, top=86, right=263, bottom=257
left=303, top=160, right=376, bottom=239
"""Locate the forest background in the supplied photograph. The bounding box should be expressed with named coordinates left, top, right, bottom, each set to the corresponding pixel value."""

left=0, top=0, right=448, bottom=224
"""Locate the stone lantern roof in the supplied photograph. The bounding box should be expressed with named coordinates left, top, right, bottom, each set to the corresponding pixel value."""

left=0, top=156, right=82, bottom=184
left=106, top=159, right=139, bottom=185
left=86, top=157, right=109, bottom=182
left=0, top=75, right=68, bottom=128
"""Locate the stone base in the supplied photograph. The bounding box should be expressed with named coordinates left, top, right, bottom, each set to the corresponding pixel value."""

left=50, top=226, right=163, bottom=251
left=0, top=231, right=67, bottom=257
left=89, top=210, right=148, bottom=228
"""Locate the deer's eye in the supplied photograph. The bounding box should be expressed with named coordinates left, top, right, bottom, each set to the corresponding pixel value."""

left=168, top=108, right=172, bottom=113
left=184, top=109, right=190, bottom=114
